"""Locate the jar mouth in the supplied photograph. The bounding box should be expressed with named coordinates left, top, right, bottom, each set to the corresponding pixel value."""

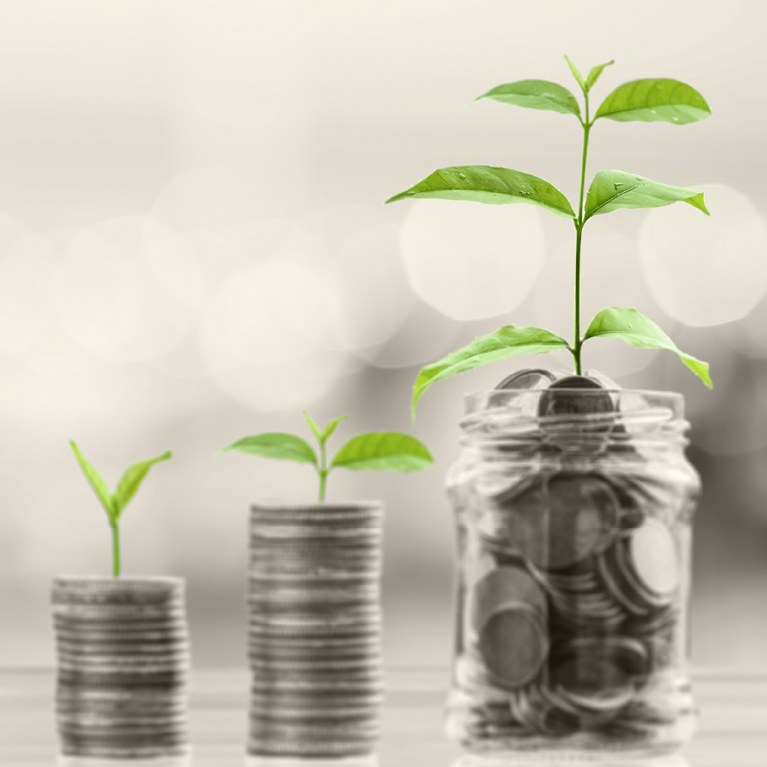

left=461, top=388, right=687, bottom=445
left=465, top=388, right=683, bottom=415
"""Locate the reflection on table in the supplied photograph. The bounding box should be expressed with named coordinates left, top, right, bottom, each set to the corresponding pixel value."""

left=451, top=753, right=689, bottom=767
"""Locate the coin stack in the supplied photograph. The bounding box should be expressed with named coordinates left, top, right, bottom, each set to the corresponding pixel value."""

left=52, top=576, right=190, bottom=759
left=248, top=501, right=384, bottom=758
left=447, top=372, right=698, bottom=749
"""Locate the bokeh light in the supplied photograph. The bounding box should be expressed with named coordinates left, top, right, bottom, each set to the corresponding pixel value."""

left=144, top=216, right=288, bottom=311
left=330, top=222, right=415, bottom=352
left=400, top=200, right=547, bottom=321
left=54, top=217, right=194, bottom=364
left=267, top=204, right=416, bottom=358
left=355, top=300, right=463, bottom=370
left=0, top=232, right=57, bottom=356
left=716, top=292, right=767, bottom=360
left=639, top=184, right=767, bottom=327
left=151, top=165, right=285, bottom=235
left=200, top=257, right=353, bottom=411
left=659, top=330, right=767, bottom=456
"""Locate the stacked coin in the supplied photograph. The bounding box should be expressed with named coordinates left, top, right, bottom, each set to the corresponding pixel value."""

left=52, top=576, right=190, bottom=759
left=247, top=502, right=384, bottom=757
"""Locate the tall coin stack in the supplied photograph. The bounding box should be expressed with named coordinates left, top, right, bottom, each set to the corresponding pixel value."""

left=52, top=576, right=190, bottom=759
left=248, top=501, right=384, bottom=758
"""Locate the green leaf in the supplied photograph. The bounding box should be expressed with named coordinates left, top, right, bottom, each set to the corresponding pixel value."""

left=478, top=80, right=581, bottom=117
left=331, top=433, right=434, bottom=472
left=386, top=165, right=575, bottom=218
left=412, top=326, right=571, bottom=415
left=585, top=60, right=615, bottom=92
left=564, top=55, right=586, bottom=91
left=69, top=441, right=116, bottom=522
left=303, top=412, right=348, bottom=445
left=584, top=307, right=712, bottom=388
left=594, top=78, right=711, bottom=124
left=584, top=170, right=709, bottom=220
left=224, top=433, right=318, bottom=466
left=113, top=451, right=173, bottom=518
left=302, top=411, right=323, bottom=443
left=321, top=415, right=348, bottom=444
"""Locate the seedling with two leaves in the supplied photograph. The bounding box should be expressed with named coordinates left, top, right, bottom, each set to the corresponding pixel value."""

left=224, top=413, right=433, bottom=502
left=386, top=57, right=713, bottom=414
left=69, top=441, right=173, bottom=577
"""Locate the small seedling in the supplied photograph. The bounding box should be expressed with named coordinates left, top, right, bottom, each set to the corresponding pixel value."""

left=224, top=412, right=433, bottom=501
left=386, top=57, right=713, bottom=415
left=69, top=441, right=173, bottom=577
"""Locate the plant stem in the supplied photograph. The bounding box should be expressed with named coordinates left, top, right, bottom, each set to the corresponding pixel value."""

left=317, top=440, right=328, bottom=503
left=572, top=93, right=592, bottom=375
left=111, top=522, right=121, bottom=578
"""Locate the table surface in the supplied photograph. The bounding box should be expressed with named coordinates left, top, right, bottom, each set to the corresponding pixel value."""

left=1, top=668, right=765, bottom=766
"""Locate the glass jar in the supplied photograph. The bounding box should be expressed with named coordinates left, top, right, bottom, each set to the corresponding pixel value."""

left=445, top=385, right=700, bottom=756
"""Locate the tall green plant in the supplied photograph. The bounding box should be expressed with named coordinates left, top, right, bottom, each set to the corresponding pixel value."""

left=70, top=442, right=172, bottom=577
left=387, top=57, right=713, bottom=414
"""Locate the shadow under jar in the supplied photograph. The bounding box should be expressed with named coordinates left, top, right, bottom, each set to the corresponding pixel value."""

left=445, top=388, right=699, bottom=758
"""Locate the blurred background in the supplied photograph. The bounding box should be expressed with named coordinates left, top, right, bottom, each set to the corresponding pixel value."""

left=1, top=0, right=765, bottom=671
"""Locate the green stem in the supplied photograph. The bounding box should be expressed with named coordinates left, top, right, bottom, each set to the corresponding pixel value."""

left=318, top=440, right=328, bottom=503
left=573, top=223, right=584, bottom=375
left=573, top=93, right=592, bottom=375
left=111, top=522, right=121, bottom=578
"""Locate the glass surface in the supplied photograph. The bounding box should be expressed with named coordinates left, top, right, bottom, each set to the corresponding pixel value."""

left=445, top=389, right=700, bottom=755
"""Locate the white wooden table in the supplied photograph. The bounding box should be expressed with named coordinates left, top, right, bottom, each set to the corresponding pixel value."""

left=1, top=668, right=765, bottom=766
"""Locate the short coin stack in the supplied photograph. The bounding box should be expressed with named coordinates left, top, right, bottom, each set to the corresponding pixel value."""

left=52, top=576, right=190, bottom=759
left=248, top=501, right=384, bottom=758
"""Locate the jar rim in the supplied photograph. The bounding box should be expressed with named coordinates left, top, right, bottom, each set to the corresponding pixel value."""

left=460, top=388, right=687, bottom=443
left=464, top=388, right=684, bottom=414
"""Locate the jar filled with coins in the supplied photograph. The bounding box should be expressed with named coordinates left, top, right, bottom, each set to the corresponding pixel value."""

left=445, top=371, right=700, bottom=755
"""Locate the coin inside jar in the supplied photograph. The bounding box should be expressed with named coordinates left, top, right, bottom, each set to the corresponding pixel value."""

left=478, top=606, right=548, bottom=691
left=627, top=518, right=680, bottom=599
left=544, top=474, right=619, bottom=570
left=537, top=375, right=615, bottom=418
left=495, top=368, right=558, bottom=390
left=471, top=566, right=548, bottom=691
left=470, top=565, right=547, bottom=632
left=480, top=473, right=619, bottom=571
left=549, top=653, right=634, bottom=713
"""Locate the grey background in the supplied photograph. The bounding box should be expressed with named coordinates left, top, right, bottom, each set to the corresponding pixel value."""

left=1, top=0, right=765, bottom=670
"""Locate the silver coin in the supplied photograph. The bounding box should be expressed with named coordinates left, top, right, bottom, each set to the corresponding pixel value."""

left=247, top=617, right=380, bottom=633
left=59, top=735, right=189, bottom=758
left=248, top=637, right=380, bottom=653
left=495, top=368, right=558, bottom=391
left=57, top=671, right=187, bottom=690
left=53, top=615, right=188, bottom=630
left=246, top=737, right=375, bottom=758
left=477, top=607, right=548, bottom=691
left=537, top=376, right=615, bottom=418
left=624, top=518, right=680, bottom=601
left=481, top=473, right=618, bottom=571
left=249, top=687, right=382, bottom=706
